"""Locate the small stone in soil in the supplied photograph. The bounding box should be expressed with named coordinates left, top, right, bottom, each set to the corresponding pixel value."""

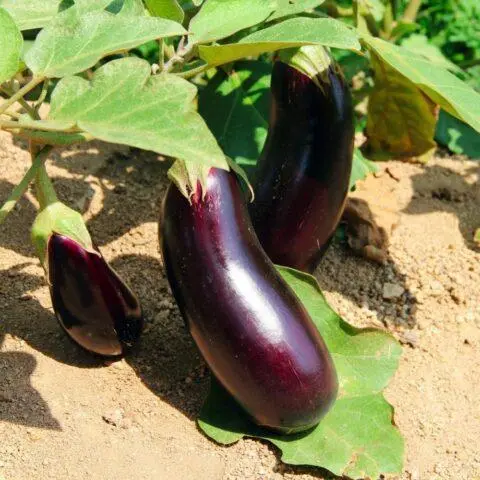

left=383, top=283, right=405, bottom=300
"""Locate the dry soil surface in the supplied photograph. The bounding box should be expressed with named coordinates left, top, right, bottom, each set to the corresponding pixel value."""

left=0, top=131, right=479, bottom=480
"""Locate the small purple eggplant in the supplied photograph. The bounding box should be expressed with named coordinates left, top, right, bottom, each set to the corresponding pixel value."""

left=31, top=201, right=143, bottom=357
left=47, top=233, right=143, bottom=357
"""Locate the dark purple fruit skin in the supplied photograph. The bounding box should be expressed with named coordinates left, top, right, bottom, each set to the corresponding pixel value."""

left=249, top=60, right=354, bottom=273
left=48, top=233, right=143, bottom=357
left=161, top=169, right=338, bottom=433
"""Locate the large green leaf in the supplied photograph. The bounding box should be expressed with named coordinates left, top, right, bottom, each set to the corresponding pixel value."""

left=362, top=35, right=480, bottom=133
left=48, top=57, right=226, bottom=168
left=25, top=8, right=186, bottom=77
left=189, top=0, right=277, bottom=45
left=366, top=51, right=437, bottom=159
left=401, top=34, right=460, bottom=72
left=268, top=0, right=325, bottom=21
left=199, top=267, right=403, bottom=478
left=0, top=7, right=22, bottom=83
left=199, top=61, right=271, bottom=166
left=145, top=0, right=184, bottom=22
left=199, top=17, right=361, bottom=66
left=0, top=0, right=62, bottom=30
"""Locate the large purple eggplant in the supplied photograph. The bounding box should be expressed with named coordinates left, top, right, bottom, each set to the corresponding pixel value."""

left=46, top=233, right=143, bottom=357
left=160, top=167, right=337, bottom=433
left=249, top=46, right=354, bottom=273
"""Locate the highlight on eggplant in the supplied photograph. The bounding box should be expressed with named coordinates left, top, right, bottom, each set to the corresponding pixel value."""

left=161, top=164, right=338, bottom=433
left=249, top=45, right=354, bottom=273
left=31, top=200, right=143, bottom=357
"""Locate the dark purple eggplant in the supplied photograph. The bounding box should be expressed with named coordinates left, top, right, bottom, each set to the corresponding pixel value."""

left=47, top=233, right=143, bottom=357
left=160, top=167, right=337, bottom=433
left=249, top=46, right=354, bottom=273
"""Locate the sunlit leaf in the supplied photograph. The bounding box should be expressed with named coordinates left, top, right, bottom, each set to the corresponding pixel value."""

left=0, top=0, right=62, bottom=30
left=49, top=57, right=226, bottom=168
left=199, top=17, right=361, bottom=66
left=362, top=35, right=480, bottom=133
left=189, top=0, right=276, bottom=44
left=144, top=0, right=184, bottom=22
left=199, top=267, right=403, bottom=479
left=0, top=7, right=22, bottom=83
left=268, top=0, right=325, bottom=21
left=25, top=8, right=186, bottom=77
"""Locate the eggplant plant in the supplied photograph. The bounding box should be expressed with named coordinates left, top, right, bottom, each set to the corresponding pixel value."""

left=0, top=0, right=479, bottom=477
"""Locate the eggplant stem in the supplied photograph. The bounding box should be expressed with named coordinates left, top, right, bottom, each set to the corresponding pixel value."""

left=0, top=146, right=53, bottom=225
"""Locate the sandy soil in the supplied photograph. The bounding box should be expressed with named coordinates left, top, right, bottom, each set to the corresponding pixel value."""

left=0, top=130, right=479, bottom=480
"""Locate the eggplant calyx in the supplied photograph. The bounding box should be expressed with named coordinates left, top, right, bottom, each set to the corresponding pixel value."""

left=31, top=201, right=93, bottom=268
left=167, top=160, right=211, bottom=203
left=278, top=45, right=335, bottom=90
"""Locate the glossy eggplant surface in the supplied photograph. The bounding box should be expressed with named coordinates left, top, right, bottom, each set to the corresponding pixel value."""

left=161, top=168, right=337, bottom=433
left=250, top=57, right=354, bottom=273
left=48, top=233, right=143, bottom=357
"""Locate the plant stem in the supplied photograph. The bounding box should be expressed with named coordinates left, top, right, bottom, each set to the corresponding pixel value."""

left=176, top=63, right=210, bottom=79
left=35, top=163, right=58, bottom=209
left=11, top=129, right=94, bottom=145
left=0, top=85, right=38, bottom=118
left=34, top=79, right=50, bottom=113
left=0, top=76, right=45, bottom=117
left=383, top=3, right=394, bottom=39
left=0, top=145, right=53, bottom=225
left=403, top=0, right=422, bottom=22
left=158, top=38, right=165, bottom=72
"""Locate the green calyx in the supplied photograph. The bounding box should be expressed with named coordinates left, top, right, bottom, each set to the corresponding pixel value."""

left=31, top=201, right=93, bottom=268
left=278, top=45, right=335, bottom=89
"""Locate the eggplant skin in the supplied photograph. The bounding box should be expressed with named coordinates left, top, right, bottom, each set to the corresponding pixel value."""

left=161, top=169, right=338, bottom=433
left=250, top=60, right=354, bottom=273
left=47, top=233, right=143, bottom=357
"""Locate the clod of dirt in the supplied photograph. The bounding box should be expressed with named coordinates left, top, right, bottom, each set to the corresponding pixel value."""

left=102, top=409, right=133, bottom=429
left=342, top=197, right=390, bottom=264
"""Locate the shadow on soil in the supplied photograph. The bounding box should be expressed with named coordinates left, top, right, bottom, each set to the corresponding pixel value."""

left=403, top=162, right=480, bottom=251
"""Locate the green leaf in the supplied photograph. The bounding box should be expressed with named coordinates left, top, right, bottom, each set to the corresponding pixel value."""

left=350, top=148, right=378, bottom=189
left=73, top=0, right=113, bottom=13
left=362, top=35, right=480, bottom=133
left=198, top=61, right=271, bottom=166
left=0, top=0, right=62, bottom=30
left=189, top=0, right=277, bottom=45
left=389, top=21, right=419, bottom=41
left=145, top=0, right=184, bottom=22
left=435, top=110, right=480, bottom=158
left=401, top=34, right=460, bottom=72
left=365, top=51, right=437, bottom=159
left=0, top=7, right=22, bottom=83
left=267, top=0, right=325, bottom=21
left=199, top=17, right=361, bottom=67
left=25, top=9, right=186, bottom=77
left=474, top=228, right=480, bottom=246
left=49, top=57, right=226, bottom=168
left=116, top=0, right=146, bottom=15
left=199, top=267, right=404, bottom=478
